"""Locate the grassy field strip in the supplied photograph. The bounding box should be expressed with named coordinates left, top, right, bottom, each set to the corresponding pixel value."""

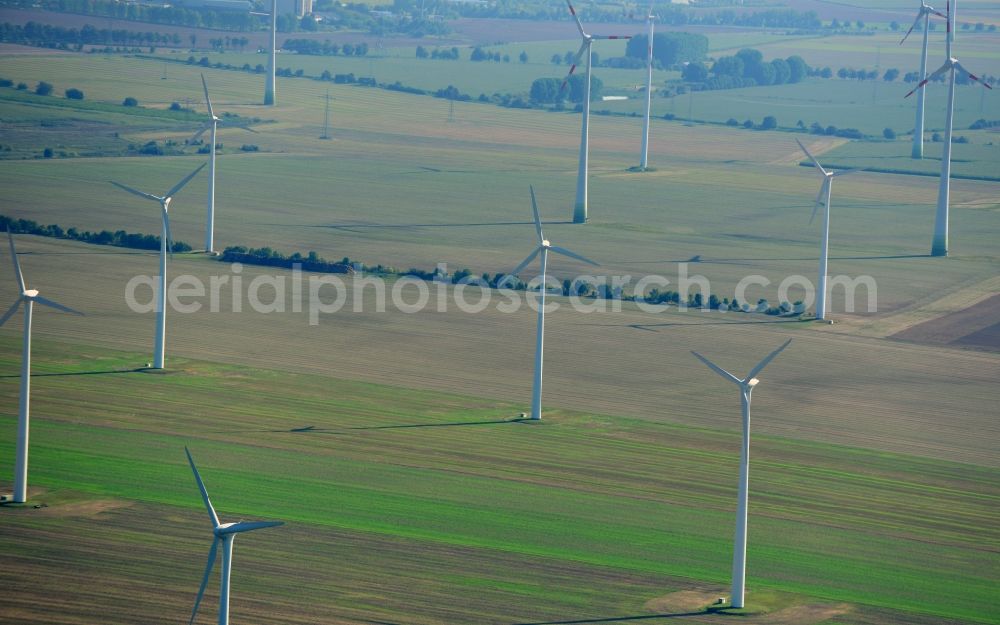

left=9, top=343, right=995, bottom=554
left=0, top=359, right=997, bottom=622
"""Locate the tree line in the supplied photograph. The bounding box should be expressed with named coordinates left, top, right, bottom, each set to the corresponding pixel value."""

left=0, top=216, right=192, bottom=252
left=0, top=21, right=183, bottom=48
left=281, top=39, right=369, bottom=57
left=7, top=0, right=263, bottom=31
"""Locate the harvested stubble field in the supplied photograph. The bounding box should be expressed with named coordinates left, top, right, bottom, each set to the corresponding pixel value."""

left=1, top=236, right=998, bottom=467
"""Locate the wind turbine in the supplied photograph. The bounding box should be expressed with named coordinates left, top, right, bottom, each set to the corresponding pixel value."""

left=899, top=1, right=946, bottom=159
left=110, top=163, right=205, bottom=369
left=185, top=447, right=283, bottom=625
left=192, top=74, right=220, bottom=254
left=690, top=339, right=792, bottom=610
left=905, top=0, right=992, bottom=256
left=510, top=186, right=598, bottom=420
left=1, top=231, right=83, bottom=503
left=639, top=0, right=656, bottom=171
left=251, top=0, right=277, bottom=105
left=795, top=139, right=861, bottom=322
left=563, top=0, right=632, bottom=223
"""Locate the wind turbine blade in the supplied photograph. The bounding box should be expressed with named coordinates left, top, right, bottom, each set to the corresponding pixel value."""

left=33, top=295, right=84, bottom=316
left=899, top=11, right=923, bottom=44
left=189, top=538, right=219, bottom=625
left=550, top=245, right=599, bottom=267
left=201, top=74, right=215, bottom=119
left=809, top=179, right=827, bottom=225
left=185, top=447, right=221, bottom=528
left=795, top=139, right=827, bottom=175
left=906, top=61, right=952, bottom=97
left=0, top=300, right=22, bottom=327
left=565, top=0, right=587, bottom=37
left=529, top=185, right=544, bottom=245
left=690, top=351, right=741, bottom=385
left=953, top=62, right=993, bottom=89
left=217, top=520, right=284, bottom=534
left=162, top=208, right=174, bottom=258
left=190, top=124, right=209, bottom=143
left=832, top=167, right=865, bottom=178
left=110, top=181, right=161, bottom=203
left=745, top=338, right=793, bottom=382
left=510, top=247, right=541, bottom=277
left=561, top=41, right=589, bottom=91
left=166, top=163, right=206, bottom=200
left=7, top=230, right=26, bottom=293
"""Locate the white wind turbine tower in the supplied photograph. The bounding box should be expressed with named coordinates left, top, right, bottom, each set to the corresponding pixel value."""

left=639, top=0, right=656, bottom=171
left=110, top=163, right=205, bottom=369
left=899, top=1, right=946, bottom=159
left=185, top=447, right=283, bottom=625
left=905, top=0, right=992, bottom=256
left=510, top=186, right=598, bottom=420
left=690, top=339, right=792, bottom=610
left=563, top=0, right=632, bottom=223
left=795, top=139, right=861, bottom=322
left=251, top=0, right=277, bottom=105
left=1, top=231, right=83, bottom=503
left=192, top=74, right=221, bottom=254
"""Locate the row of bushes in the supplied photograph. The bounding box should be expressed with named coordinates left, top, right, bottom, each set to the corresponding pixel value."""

left=2, top=215, right=808, bottom=313
left=0, top=216, right=192, bottom=252
left=0, top=78, right=83, bottom=100
left=281, top=39, right=370, bottom=57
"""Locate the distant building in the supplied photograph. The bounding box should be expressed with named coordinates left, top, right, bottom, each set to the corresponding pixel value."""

left=276, top=0, right=312, bottom=17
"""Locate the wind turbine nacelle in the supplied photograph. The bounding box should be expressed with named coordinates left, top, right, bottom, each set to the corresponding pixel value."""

left=24, top=289, right=39, bottom=298
left=747, top=378, right=760, bottom=387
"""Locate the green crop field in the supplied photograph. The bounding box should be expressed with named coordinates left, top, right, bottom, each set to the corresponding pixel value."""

left=0, top=17, right=998, bottom=625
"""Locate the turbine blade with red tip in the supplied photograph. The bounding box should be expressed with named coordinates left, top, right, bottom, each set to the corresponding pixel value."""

left=560, top=41, right=589, bottom=91
left=899, top=11, right=924, bottom=45
left=904, top=61, right=951, bottom=97
left=954, top=62, right=994, bottom=89
left=565, top=0, right=587, bottom=37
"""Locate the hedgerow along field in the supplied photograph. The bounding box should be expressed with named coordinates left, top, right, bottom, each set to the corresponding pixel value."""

left=0, top=336, right=997, bottom=625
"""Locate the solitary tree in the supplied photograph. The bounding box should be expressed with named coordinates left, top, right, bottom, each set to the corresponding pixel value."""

left=65, top=88, right=84, bottom=100
left=35, top=81, right=53, bottom=96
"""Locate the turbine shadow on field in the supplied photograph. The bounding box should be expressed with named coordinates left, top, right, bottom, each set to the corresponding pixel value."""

left=513, top=611, right=704, bottom=625
left=581, top=319, right=802, bottom=333
left=0, top=368, right=143, bottom=379
left=263, top=417, right=533, bottom=434
left=316, top=220, right=575, bottom=231
left=348, top=417, right=533, bottom=430
left=615, top=254, right=932, bottom=265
